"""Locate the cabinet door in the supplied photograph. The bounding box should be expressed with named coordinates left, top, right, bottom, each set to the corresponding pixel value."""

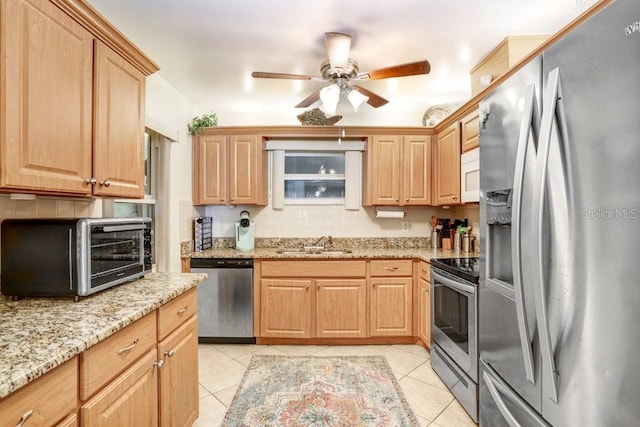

left=419, top=277, right=431, bottom=347
left=370, top=135, right=401, bottom=205
left=229, top=135, right=266, bottom=205
left=260, top=279, right=312, bottom=338
left=461, top=109, right=480, bottom=153
left=315, top=279, right=367, bottom=338
left=0, top=358, right=77, bottom=427
left=193, top=135, right=227, bottom=205
left=435, top=122, right=461, bottom=205
left=370, top=277, right=413, bottom=336
left=1, top=0, right=93, bottom=194
left=93, top=41, right=146, bottom=197
left=81, top=349, right=158, bottom=426
left=158, top=316, right=199, bottom=427
left=403, top=135, right=432, bottom=205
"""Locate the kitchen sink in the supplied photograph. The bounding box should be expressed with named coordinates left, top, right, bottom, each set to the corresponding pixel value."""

left=275, top=249, right=352, bottom=255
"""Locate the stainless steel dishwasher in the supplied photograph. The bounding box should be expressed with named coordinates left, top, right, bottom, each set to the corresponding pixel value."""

left=190, top=258, right=255, bottom=344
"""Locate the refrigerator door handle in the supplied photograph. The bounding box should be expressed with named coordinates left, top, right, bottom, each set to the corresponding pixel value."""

left=532, top=67, right=565, bottom=403
left=511, top=83, right=538, bottom=384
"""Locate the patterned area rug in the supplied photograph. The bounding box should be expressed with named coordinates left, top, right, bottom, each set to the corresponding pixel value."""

left=222, top=355, right=418, bottom=426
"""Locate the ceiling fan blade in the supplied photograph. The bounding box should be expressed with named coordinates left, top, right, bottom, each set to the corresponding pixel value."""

left=295, top=90, right=321, bottom=108
left=363, top=60, right=431, bottom=80
left=352, top=85, right=388, bottom=108
left=251, top=71, right=315, bottom=80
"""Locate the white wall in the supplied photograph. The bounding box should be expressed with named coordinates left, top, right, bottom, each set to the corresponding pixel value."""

left=145, top=74, right=202, bottom=272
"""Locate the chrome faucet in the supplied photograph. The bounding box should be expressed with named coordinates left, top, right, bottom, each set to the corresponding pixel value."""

left=308, top=235, right=332, bottom=250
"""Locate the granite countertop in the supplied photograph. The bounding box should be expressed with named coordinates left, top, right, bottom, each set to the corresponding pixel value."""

left=187, top=247, right=476, bottom=262
left=0, top=272, right=206, bottom=399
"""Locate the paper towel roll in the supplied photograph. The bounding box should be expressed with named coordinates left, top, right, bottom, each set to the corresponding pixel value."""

left=375, top=209, right=406, bottom=218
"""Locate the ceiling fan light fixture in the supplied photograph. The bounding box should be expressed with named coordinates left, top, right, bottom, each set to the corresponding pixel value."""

left=319, top=84, right=340, bottom=115
left=325, top=32, right=351, bottom=71
left=347, top=89, right=369, bottom=111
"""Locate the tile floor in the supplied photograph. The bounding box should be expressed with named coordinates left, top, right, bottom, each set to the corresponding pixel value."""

left=194, top=343, right=477, bottom=426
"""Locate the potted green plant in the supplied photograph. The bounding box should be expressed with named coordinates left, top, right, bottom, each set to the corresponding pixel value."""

left=188, top=112, right=218, bottom=136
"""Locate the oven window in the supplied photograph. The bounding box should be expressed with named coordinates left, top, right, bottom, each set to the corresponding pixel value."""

left=434, top=283, right=469, bottom=353
left=90, top=229, right=143, bottom=285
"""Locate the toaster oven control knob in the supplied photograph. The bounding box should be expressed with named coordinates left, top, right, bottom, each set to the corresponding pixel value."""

left=100, top=180, right=111, bottom=187
left=84, top=177, right=97, bottom=185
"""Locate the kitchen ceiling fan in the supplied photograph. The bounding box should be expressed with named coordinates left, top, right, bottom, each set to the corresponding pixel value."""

left=251, top=32, right=431, bottom=115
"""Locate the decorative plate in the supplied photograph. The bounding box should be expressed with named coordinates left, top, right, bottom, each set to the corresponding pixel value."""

left=422, top=102, right=460, bottom=127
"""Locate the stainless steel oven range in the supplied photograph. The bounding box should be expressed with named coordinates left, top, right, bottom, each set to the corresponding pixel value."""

left=430, top=257, right=479, bottom=422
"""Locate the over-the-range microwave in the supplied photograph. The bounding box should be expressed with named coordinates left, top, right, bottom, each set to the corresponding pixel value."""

left=1, top=217, right=152, bottom=300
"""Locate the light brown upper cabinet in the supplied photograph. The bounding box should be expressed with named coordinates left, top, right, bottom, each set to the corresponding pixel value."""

left=1, top=0, right=94, bottom=195
left=364, top=134, right=432, bottom=206
left=193, top=133, right=267, bottom=205
left=93, top=41, right=146, bottom=197
left=461, top=109, right=480, bottom=153
left=434, top=122, right=462, bottom=206
left=0, top=0, right=158, bottom=198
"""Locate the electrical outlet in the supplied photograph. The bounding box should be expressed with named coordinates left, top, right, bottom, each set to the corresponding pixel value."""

left=402, top=220, right=410, bottom=232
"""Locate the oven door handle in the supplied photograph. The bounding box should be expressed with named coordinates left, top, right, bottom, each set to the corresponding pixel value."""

left=431, top=269, right=475, bottom=295
left=100, top=224, right=147, bottom=233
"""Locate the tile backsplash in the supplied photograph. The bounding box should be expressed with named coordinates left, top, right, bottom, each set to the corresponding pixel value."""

left=0, top=195, right=102, bottom=220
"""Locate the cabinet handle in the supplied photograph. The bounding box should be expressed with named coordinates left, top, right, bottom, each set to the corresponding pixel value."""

left=176, top=306, right=188, bottom=315
left=384, top=266, right=398, bottom=271
left=16, top=410, right=33, bottom=427
left=164, top=349, right=175, bottom=358
left=117, top=338, right=139, bottom=355
left=99, top=180, right=111, bottom=187
left=84, top=177, right=96, bottom=185
left=421, top=269, right=428, bottom=274
left=154, top=359, right=164, bottom=369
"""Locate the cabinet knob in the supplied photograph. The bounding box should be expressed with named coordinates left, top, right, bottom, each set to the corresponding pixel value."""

left=306, top=284, right=310, bottom=291
left=452, top=195, right=458, bottom=200
left=16, top=410, right=33, bottom=427
left=100, top=180, right=111, bottom=188
left=84, top=177, right=97, bottom=185
left=164, top=349, right=175, bottom=358
left=372, top=283, right=377, bottom=288
left=154, top=359, right=164, bottom=369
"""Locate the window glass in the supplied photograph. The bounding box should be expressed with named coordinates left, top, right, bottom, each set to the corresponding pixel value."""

left=284, top=152, right=345, bottom=203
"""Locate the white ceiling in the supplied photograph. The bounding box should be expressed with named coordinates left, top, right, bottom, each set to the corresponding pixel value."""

left=86, top=0, right=587, bottom=126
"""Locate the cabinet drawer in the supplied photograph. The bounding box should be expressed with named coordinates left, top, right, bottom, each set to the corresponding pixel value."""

left=370, top=259, right=413, bottom=277
left=261, top=260, right=366, bottom=278
left=80, top=312, right=157, bottom=400
left=0, top=357, right=77, bottom=427
left=419, top=261, right=430, bottom=281
left=157, top=288, right=197, bottom=340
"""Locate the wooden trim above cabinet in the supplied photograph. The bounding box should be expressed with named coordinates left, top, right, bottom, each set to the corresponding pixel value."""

left=50, top=0, right=159, bottom=75
left=198, top=126, right=437, bottom=138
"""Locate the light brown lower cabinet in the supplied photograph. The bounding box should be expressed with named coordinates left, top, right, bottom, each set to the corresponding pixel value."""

left=158, top=315, right=199, bottom=427
left=315, top=279, right=367, bottom=338
left=0, top=289, right=199, bottom=427
left=81, top=349, right=159, bottom=426
left=257, top=259, right=414, bottom=339
left=0, top=357, right=77, bottom=427
left=418, top=260, right=431, bottom=347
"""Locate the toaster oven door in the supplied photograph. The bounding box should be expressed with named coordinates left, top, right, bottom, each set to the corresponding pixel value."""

left=79, top=221, right=148, bottom=295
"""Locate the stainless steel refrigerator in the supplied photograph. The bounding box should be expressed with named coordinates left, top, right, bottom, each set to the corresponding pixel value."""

left=479, top=0, right=640, bottom=425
